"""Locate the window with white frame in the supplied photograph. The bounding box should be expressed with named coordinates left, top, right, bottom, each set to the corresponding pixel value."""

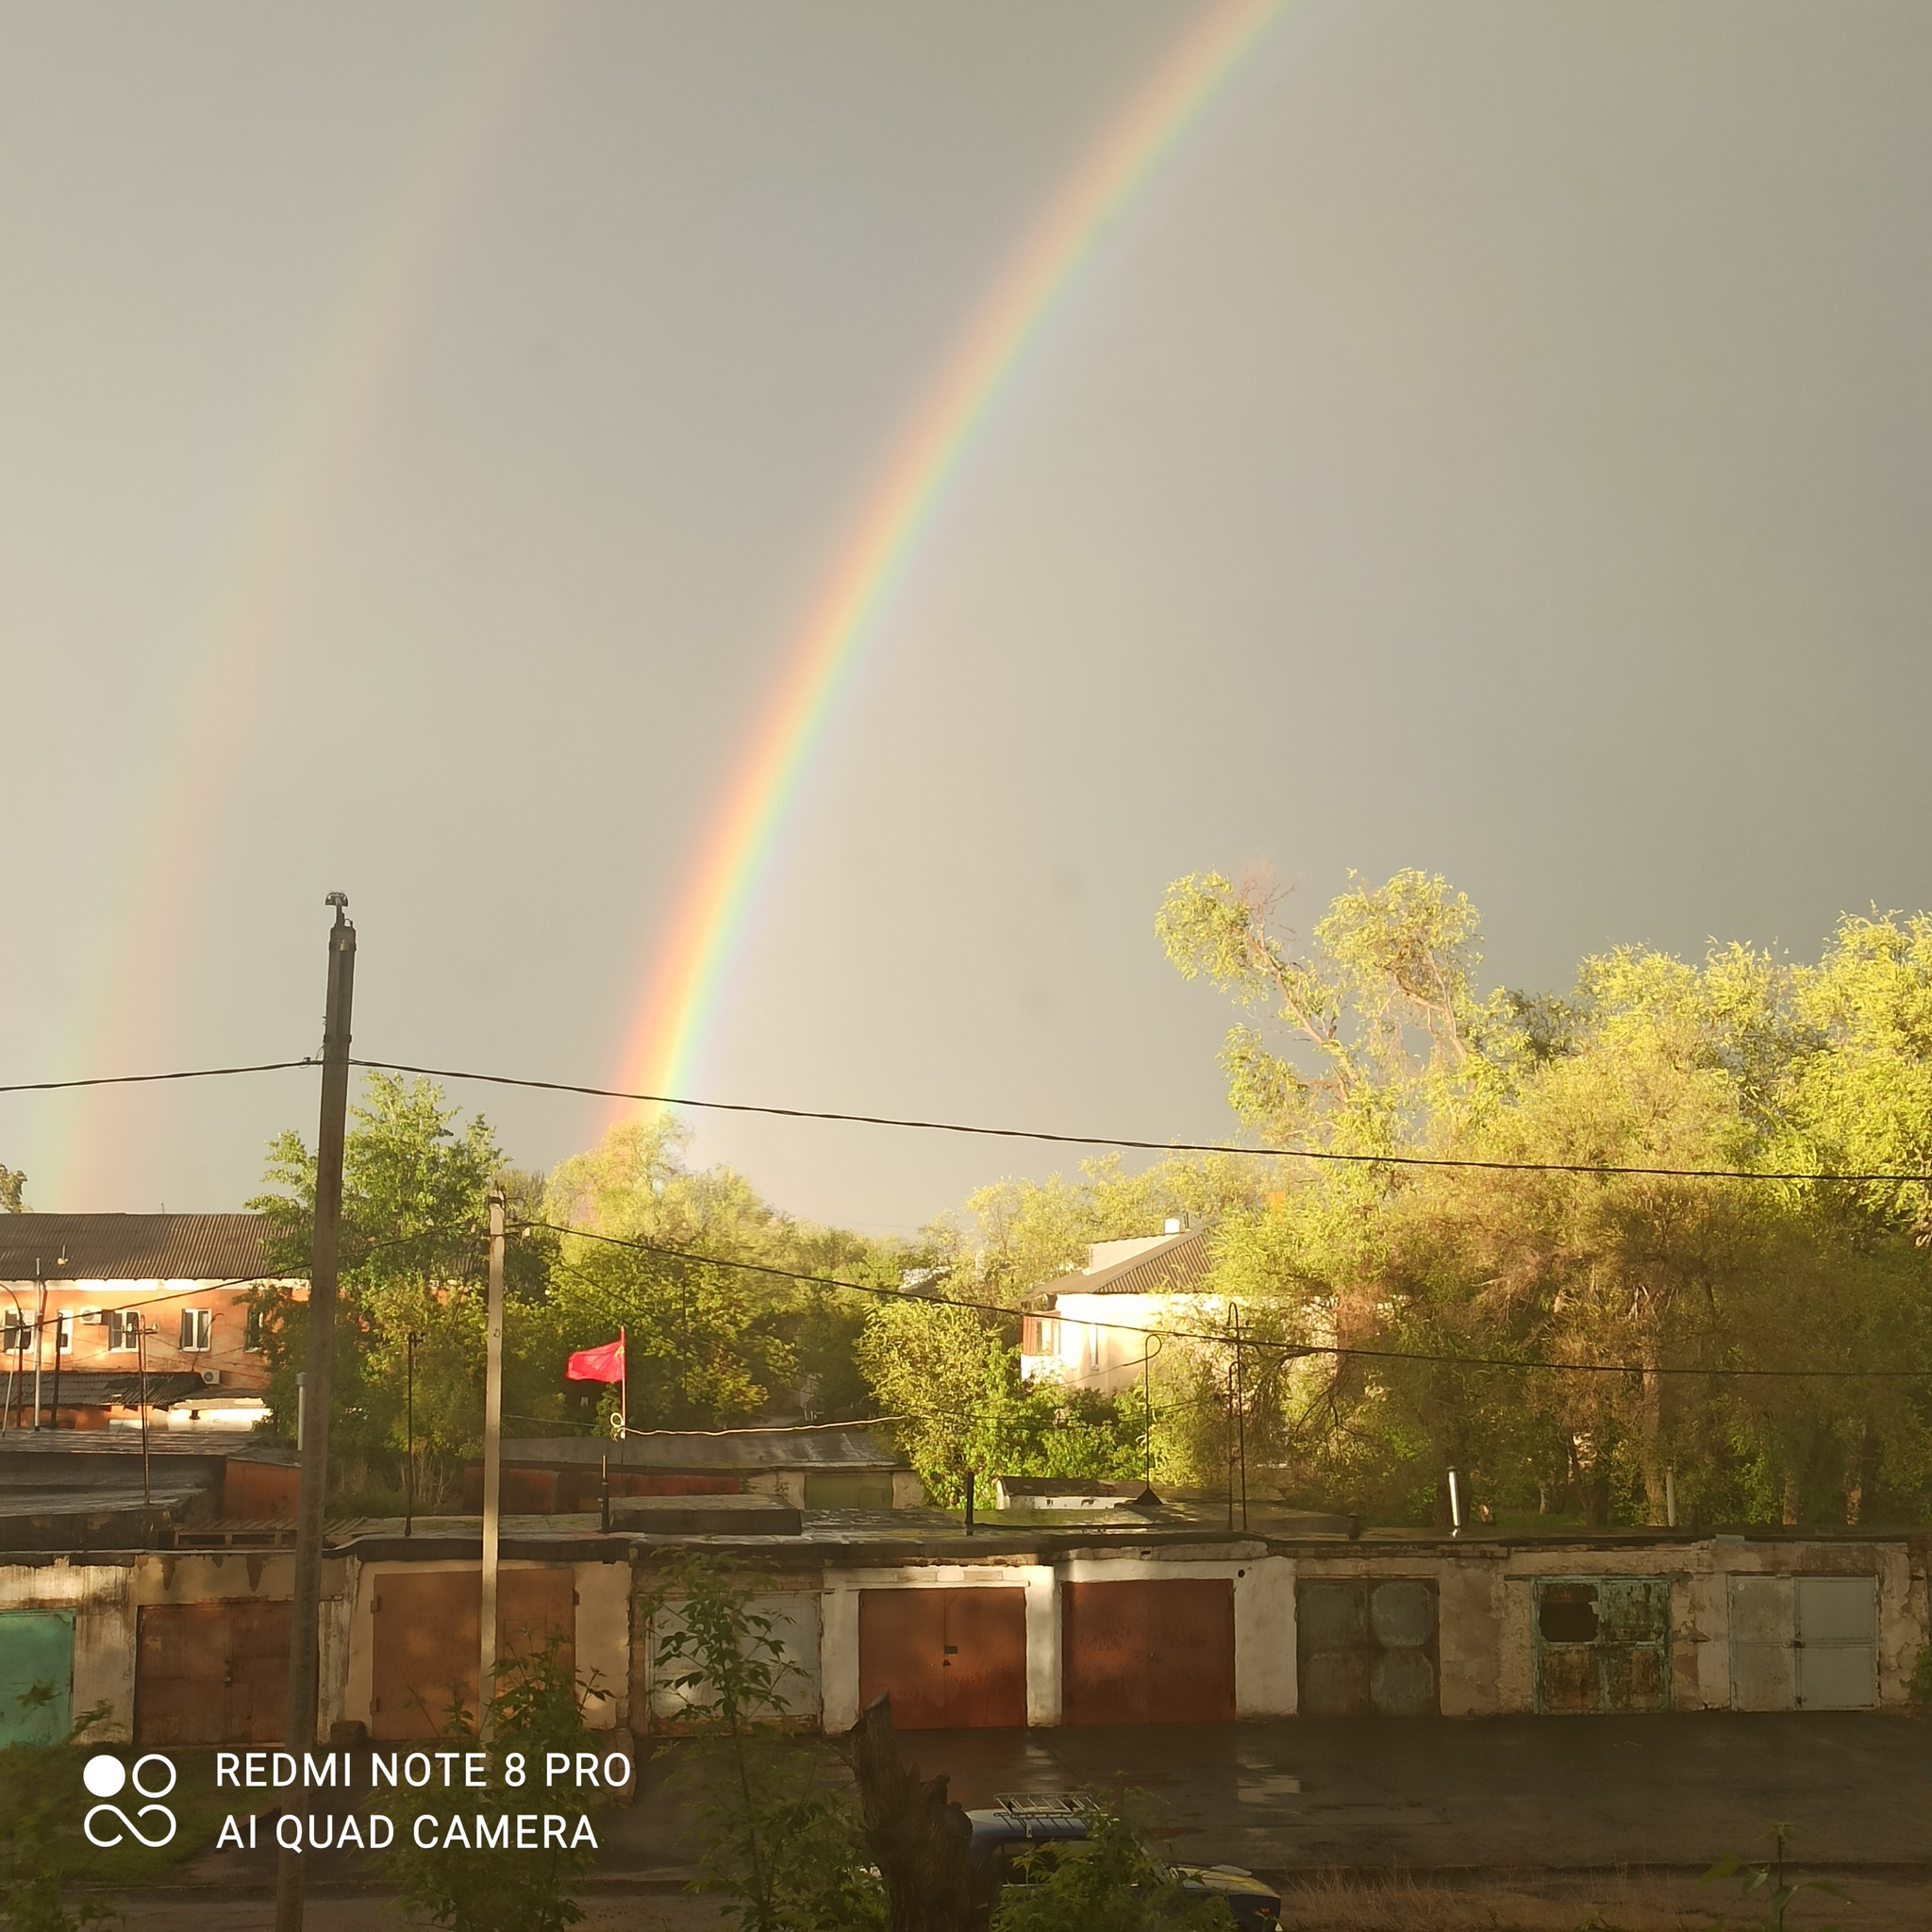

left=3, top=1309, right=28, bottom=1354
left=54, top=1312, right=72, bottom=1352
left=108, top=1310, right=141, bottom=1352
left=179, top=1308, right=212, bottom=1353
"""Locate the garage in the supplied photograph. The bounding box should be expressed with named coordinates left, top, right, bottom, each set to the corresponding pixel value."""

left=1061, top=1578, right=1235, bottom=1726
left=1731, top=1575, right=1877, bottom=1710
left=858, top=1587, right=1026, bottom=1729
left=0, top=1609, right=73, bottom=1746
left=136, top=1601, right=290, bottom=1744
left=1297, top=1577, right=1439, bottom=1717
left=1533, top=1576, right=1672, bottom=1713
left=369, top=1568, right=575, bottom=1740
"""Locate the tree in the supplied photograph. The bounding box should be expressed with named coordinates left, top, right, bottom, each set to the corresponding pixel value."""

left=854, top=1299, right=1147, bottom=1506
left=1159, top=867, right=1932, bottom=1529
left=0, top=1164, right=25, bottom=1213
left=250, top=1073, right=525, bottom=1499
left=646, top=1557, right=885, bottom=1932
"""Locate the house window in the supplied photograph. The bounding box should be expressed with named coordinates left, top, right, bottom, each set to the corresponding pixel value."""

left=108, top=1311, right=142, bottom=1352
left=3, top=1310, right=28, bottom=1354
left=1022, top=1316, right=1061, bottom=1357
left=54, top=1312, right=72, bottom=1353
left=179, top=1308, right=212, bottom=1353
left=244, top=1302, right=266, bottom=1352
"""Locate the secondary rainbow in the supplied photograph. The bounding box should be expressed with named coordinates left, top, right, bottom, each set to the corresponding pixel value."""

left=622, top=0, right=1293, bottom=1105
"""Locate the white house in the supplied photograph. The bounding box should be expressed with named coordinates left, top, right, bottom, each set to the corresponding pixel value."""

left=1019, top=1226, right=1218, bottom=1398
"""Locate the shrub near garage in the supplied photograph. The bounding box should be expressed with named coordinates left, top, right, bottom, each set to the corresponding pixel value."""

left=383, top=1636, right=612, bottom=1932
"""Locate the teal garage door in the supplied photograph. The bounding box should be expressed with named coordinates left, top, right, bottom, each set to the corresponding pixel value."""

left=0, top=1609, right=75, bottom=1745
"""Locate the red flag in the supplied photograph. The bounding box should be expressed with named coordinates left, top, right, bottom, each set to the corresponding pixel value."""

left=566, top=1335, right=625, bottom=1383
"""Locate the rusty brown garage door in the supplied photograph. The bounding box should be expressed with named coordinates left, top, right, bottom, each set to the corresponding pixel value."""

left=858, top=1588, right=1027, bottom=1729
left=1061, top=1578, right=1235, bottom=1725
left=136, top=1601, right=291, bottom=1744
left=369, top=1568, right=575, bottom=1740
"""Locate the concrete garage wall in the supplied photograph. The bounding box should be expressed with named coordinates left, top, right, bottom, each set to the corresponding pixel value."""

left=1, top=1559, right=139, bottom=1740
left=0, top=1551, right=343, bottom=1742
left=1486, top=1539, right=1922, bottom=1713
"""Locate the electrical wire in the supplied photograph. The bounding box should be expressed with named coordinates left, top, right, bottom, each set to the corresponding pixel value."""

left=518, top=1219, right=1932, bottom=1384
left=0, top=1059, right=314, bottom=1095
left=347, top=1058, right=1932, bottom=1187
left=3, top=1046, right=1929, bottom=1186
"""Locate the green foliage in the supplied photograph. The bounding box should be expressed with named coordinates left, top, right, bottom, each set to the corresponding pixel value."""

left=384, top=1637, right=603, bottom=1932
left=991, top=1809, right=1233, bottom=1931
left=1155, top=871, right=1932, bottom=1526
left=854, top=1299, right=1148, bottom=1506
left=1700, top=1824, right=1842, bottom=1930
left=0, top=1707, right=123, bottom=1931
left=0, top=1162, right=25, bottom=1213
left=250, top=1074, right=527, bottom=1500
left=1908, top=1641, right=1932, bottom=1708
left=647, top=1557, right=884, bottom=1932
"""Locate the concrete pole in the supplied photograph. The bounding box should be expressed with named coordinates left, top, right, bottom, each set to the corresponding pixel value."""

left=479, top=1188, right=507, bottom=1741
left=276, top=893, right=357, bottom=1932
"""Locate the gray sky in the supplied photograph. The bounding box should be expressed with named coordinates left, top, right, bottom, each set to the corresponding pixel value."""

left=4, top=1, right=1930, bottom=1236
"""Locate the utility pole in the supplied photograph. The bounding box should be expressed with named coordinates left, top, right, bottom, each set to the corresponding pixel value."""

left=1233, top=1304, right=1248, bottom=1533
left=404, top=1332, right=418, bottom=1539
left=31, top=1262, right=44, bottom=1429
left=137, top=1321, right=151, bottom=1507
left=276, top=893, right=357, bottom=1932
left=478, top=1189, right=507, bottom=1741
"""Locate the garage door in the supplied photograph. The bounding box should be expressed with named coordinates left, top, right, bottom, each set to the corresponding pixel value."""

left=858, top=1588, right=1026, bottom=1729
left=369, top=1569, right=576, bottom=1740
left=0, top=1609, right=73, bottom=1746
left=136, top=1601, right=291, bottom=1744
left=1533, top=1577, right=1672, bottom=1713
left=1297, top=1578, right=1439, bottom=1716
left=1731, top=1575, right=1876, bottom=1710
left=1061, top=1579, right=1235, bottom=1726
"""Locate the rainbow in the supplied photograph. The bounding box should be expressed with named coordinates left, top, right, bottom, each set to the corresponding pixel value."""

left=622, top=0, right=1293, bottom=1105
left=42, top=8, right=563, bottom=1202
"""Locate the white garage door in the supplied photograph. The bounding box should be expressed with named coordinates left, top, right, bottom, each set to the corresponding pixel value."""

left=1729, top=1575, right=1876, bottom=1710
left=1795, top=1576, right=1877, bottom=1709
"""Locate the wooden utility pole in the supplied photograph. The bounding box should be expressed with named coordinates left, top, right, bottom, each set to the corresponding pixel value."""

left=478, top=1187, right=507, bottom=1740
left=275, top=893, right=357, bottom=1932
left=1233, top=1304, right=1248, bottom=1533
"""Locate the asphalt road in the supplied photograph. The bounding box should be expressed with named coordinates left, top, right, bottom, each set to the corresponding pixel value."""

left=91, top=1713, right=1932, bottom=1927
left=870, top=1712, right=1932, bottom=1877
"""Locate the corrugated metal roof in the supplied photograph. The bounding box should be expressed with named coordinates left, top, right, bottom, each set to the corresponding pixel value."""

left=0, top=1213, right=277, bottom=1283
left=498, top=1426, right=906, bottom=1472
left=1044, top=1228, right=1213, bottom=1299
left=0, top=1370, right=212, bottom=1408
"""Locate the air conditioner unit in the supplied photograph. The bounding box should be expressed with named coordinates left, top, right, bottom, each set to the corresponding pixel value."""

left=199, top=1369, right=223, bottom=1387
left=78, top=1309, right=105, bottom=1325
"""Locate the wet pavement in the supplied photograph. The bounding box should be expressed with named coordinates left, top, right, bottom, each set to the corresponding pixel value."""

left=88, top=1712, right=1932, bottom=1925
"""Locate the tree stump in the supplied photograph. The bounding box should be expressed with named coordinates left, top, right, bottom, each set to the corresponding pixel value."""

left=847, top=1694, right=974, bottom=1932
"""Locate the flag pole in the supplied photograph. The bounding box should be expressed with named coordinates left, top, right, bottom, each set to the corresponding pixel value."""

left=619, top=1326, right=627, bottom=1440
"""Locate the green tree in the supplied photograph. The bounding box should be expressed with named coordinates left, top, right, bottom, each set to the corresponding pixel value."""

left=991, top=1808, right=1232, bottom=1931
left=249, top=1074, right=532, bottom=1500
left=385, top=1637, right=604, bottom=1932
left=855, top=1299, right=1147, bottom=1506
left=646, top=1557, right=884, bottom=1932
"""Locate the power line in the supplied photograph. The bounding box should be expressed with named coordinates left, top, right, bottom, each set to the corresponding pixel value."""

left=521, top=1220, right=1932, bottom=1384
left=2, top=1046, right=1927, bottom=1187
left=0, top=1059, right=314, bottom=1095
left=351, top=1057, right=1931, bottom=1187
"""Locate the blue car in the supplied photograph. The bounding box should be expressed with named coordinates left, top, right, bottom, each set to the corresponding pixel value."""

left=963, top=1792, right=1282, bottom=1927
